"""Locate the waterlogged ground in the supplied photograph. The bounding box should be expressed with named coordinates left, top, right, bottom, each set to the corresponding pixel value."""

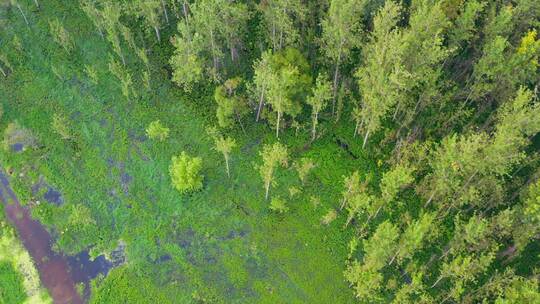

left=0, top=1, right=375, bottom=302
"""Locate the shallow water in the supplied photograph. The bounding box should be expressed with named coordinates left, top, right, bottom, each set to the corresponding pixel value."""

left=0, top=168, right=111, bottom=303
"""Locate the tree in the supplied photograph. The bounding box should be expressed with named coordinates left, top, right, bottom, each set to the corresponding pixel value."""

left=102, top=2, right=126, bottom=65
left=170, top=22, right=204, bottom=91
left=190, top=0, right=249, bottom=79
left=252, top=51, right=273, bottom=122
left=380, top=164, right=415, bottom=207
left=49, top=18, right=74, bottom=53
left=355, top=1, right=406, bottom=148
left=109, top=58, right=134, bottom=102
left=306, top=73, right=332, bottom=141
left=10, top=0, right=29, bottom=27
left=81, top=0, right=106, bottom=39
left=346, top=221, right=399, bottom=301
left=258, top=0, right=306, bottom=51
left=293, top=157, right=315, bottom=185
left=390, top=212, right=434, bottom=266
left=266, top=65, right=299, bottom=138
left=258, top=142, right=288, bottom=200
left=340, top=171, right=363, bottom=210
left=214, top=78, right=248, bottom=132
left=134, top=0, right=163, bottom=42
left=207, top=127, right=236, bottom=178
left=447, top=0, right=486, bottom=49
left=321, top=0, right=365, bottom=112
left=146, top=120, right=170, bottom=141
left=169, top=152, right=203, bottom=193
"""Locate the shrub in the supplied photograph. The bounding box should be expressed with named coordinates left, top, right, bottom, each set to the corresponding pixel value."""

left=321, top=209, right=337, bottom=225
left=169, top=152, right=203, bottom=193
left=52, top=113, right=72, bottom=140
left=146, top=120, right=170, bottom=141
left=269, top=197, right=289, bottom=213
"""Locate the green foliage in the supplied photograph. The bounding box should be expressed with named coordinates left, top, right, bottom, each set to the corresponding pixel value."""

left=169, top=151, right=203, bottom=193
left=90, top=267, right=171, bottom=304
left=214, top=78, right=248, bottom=130
left=51, top=113, right=72, bottom=140
left=0, top=261, right=26, bottom=304
left=146, top=120, right=170, bottom=141
left=293, top=157, right=315, bottom=185
left=258, top=142, right=289, bottom=200
left=48, top=18, right=74, bottom=53
left=269, top=197, right=289, bottom=213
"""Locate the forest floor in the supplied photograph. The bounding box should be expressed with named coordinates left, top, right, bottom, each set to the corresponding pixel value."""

left=0, top=1, right=381, bottom=303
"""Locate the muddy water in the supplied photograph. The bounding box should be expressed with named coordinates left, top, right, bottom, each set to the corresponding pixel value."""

left=0, top=169, right=110, bottom=304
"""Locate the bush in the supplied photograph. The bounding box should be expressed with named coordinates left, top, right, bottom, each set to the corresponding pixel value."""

left=269, top=197, right=289, bottom=213
left=169, top=152, right=203, bottom=193
left=146, top=120, right=170, bottom=141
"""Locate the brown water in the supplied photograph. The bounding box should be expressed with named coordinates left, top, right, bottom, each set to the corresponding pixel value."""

left=0, top=169, right=96, bottom=304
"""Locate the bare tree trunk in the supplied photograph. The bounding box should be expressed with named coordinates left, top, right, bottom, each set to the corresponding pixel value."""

left=424, top=191, right=435, bottom=208
left=225, top=156, right=230, bottom=178
left=256, top=89, right=265, bottom=122
left=388, top=248, right=400, bottom=266
left=332, top=48, right=342, bottom=116
left=154, top=26, right=161, bottom=42
left=265, top=181, right=270, bottom=200
left=362, top=130, right=370, bottom=149
left=430, top=276, right=444, bottom=288
left=182, top=1, right=190, bottom=24
left=34, top=0, right=39, bottom=10
left=311, top=112, right=318, bottom=141
left=160, top=0, right=169, bottom=24
left=276, top=111, right=281, bottom=138
left=0, top=66, right=6, bottom=77
left=236, top=112, right=247, bottom=135
left=16, top=4, right=30, bottom=27
left=210, top=29, right=218, bottom=78
left=272, top=23, right=277, bottom=51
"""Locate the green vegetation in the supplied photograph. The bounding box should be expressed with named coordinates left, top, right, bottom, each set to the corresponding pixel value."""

left=0, top=208, right=51, bottom=304
left=0, top=261, right=26, bottom=304
left=0, top=0, right=539, bottom=303
left=169, top=151, right=204, bottom=193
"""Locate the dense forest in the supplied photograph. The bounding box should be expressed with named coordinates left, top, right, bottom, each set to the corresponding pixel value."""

left=0, top=0, right=539, bottom=303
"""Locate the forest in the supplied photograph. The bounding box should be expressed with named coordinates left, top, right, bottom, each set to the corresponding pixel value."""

left=0, top=0, right=539, bottom=303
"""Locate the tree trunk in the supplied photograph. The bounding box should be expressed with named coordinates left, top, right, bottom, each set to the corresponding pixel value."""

left=256, top=89, right=265, bottom=122
left=210, top=29, right=218, bottom=78
left=272, top=22, right=277, bottom=51
left=154, top=26, right=161, bottom=42
left=34, top=0, right=39, bottom=10
left=388, top=248, right=400, bottom=266
left=161, top=0, right=169, bottom=24
left=424, top=191, right=435, bottom=208
left=311, top=112, right=318, bottom=141
left=362, top=130, right=370, bottom=149
left=225, top=155, right=230, bottom=178
left=235, top=112, right=246, bottom=135
left=182, top=1, right=190, bottom=25
left=430, top=276, right=444, bottom=288
left=265, top=181, right=270, bottom=200
left=276, top=111, right=281, bottom=138
left=16, top=4, right=30, bottom=27
left=0, top=66, right=6, bottom=77
left=332, top=52, right=342, bottom=116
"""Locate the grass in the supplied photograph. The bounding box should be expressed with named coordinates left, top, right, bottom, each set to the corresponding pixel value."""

left=0, top=1, right=381, bottom=302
